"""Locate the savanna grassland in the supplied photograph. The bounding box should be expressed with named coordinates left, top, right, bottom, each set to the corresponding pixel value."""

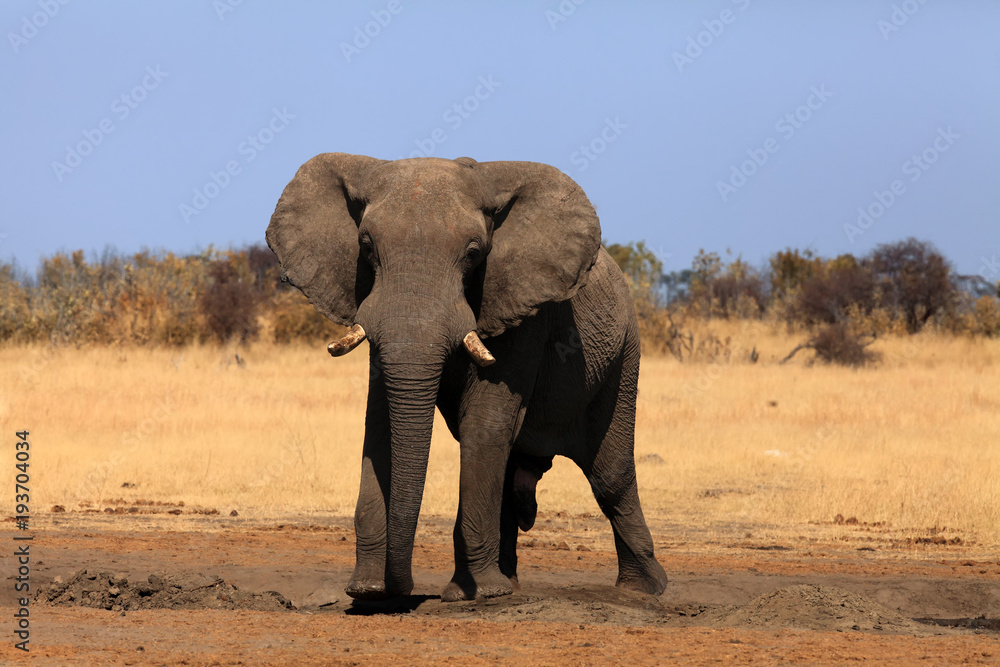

left=3, top=323, right=997, bottom=550
left=4, top=241, right=1000, bottom=663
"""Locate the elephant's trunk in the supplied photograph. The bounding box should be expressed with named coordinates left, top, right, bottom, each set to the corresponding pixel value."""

left=379, top=347, right=445, bottom=596
left=352, top=272, right=473, bottom=596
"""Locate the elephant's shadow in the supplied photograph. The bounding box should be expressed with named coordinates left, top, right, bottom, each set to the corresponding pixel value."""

left=345, top=594, right=439, bottom=616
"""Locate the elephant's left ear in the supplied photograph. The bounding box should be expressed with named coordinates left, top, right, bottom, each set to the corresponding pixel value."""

left=471, top=161, right=602, bottom=337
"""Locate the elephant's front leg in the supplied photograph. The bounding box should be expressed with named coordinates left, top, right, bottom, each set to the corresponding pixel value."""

left=441, top=422, right=517, bottom=601
left=346, top=373, right=392, bottom=599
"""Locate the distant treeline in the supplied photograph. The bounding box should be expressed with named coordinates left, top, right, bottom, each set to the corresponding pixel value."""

left=0, top=246, right=337, bottom=346
left=0, top=238, right=997, bottom=347
left=608, top=237, right=999, bottom=344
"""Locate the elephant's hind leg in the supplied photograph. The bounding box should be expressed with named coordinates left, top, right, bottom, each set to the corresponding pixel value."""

left=586, top=458, right=667, bottom=595
left=578, top=354, right=668, bottom=596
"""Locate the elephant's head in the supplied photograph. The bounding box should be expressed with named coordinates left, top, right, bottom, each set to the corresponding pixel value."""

left=265, top=153, right=600, bottom=595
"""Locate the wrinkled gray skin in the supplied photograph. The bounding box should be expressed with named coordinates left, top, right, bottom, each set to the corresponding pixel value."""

left=266, top=153, right=668, bottom=601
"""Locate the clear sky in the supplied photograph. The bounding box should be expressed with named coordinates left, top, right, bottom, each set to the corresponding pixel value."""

left=2, top=1, right=998, bottom=277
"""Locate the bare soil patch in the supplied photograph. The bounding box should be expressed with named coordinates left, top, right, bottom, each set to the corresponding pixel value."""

left=5, top=514, right=1000, bottom=665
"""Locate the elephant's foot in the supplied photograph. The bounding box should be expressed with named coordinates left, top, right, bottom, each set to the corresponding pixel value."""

left=345, top=577, right=389, bottom=600
left=345, top=578, right=414, bottom=600
left=345, top=565, right=413, bottom=600
left=615, top=560, right=669, bottom=596
left=441, top=566, right=514, bottom=601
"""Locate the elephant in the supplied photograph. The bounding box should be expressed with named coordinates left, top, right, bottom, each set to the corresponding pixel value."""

left=265, top=153, right=668, bottom=601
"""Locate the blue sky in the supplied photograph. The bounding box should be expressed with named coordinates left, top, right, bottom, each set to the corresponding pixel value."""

left=2, top=1, right=998, bottom=277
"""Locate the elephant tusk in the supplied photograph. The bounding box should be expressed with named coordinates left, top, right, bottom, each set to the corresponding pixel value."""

left=328, top=324, right=367, bottom=357
left=463, top=331, right=496, bottom=367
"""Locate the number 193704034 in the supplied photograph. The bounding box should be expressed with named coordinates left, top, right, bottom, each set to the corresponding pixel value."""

left=15, top=431, right=30, bottom=523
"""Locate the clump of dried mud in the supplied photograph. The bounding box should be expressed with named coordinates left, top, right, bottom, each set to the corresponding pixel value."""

left=439, top=585, right=670, bottom=626
left=709, top=584, right=925, bottom=633
left=430, top=584, right=943, bottom=635
left=36, top=570, right=292, bottom=612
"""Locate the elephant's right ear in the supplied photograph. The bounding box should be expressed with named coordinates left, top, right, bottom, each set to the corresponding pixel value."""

left=266, top=153, right=385, bottom=326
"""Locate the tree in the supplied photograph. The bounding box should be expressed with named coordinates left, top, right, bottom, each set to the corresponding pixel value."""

left=661, top=269, right=692, bottom=304
left=199, top=260, right=260, bottom=342
left=690, top=249, right=722, bottom=290
left=866, top=238, right=954, bottom=333
left=689, top=249, right=767, bottom=318
left=769, top=248, right=822, bottom=298
left=794, top=255, right=875, bottom=325
left=604, top=240, right=663, bottom=290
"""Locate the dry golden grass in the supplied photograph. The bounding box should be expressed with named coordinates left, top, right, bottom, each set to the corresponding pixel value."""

left=1, top=323, right=997, bottom=546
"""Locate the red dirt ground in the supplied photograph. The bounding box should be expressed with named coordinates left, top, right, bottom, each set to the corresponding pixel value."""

left=3, top=511, right=999, bottom=665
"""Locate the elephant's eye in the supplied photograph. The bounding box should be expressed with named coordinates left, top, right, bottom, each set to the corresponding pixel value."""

left=359, top=234, right=376, bottom=264
left=465, top=242, right=483, bottom=265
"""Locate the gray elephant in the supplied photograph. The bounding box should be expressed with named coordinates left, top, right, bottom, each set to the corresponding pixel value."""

left=266, top=153, right=668, bottom=601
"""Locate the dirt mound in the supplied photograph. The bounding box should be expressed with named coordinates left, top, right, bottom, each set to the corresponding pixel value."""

left=438, top=585, right=670, bottom=626
left=36, top=570, right=292, bottom=612
left=712, top=585, right=926, bottom=634
left=446, top=585, right=937, bottom=633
